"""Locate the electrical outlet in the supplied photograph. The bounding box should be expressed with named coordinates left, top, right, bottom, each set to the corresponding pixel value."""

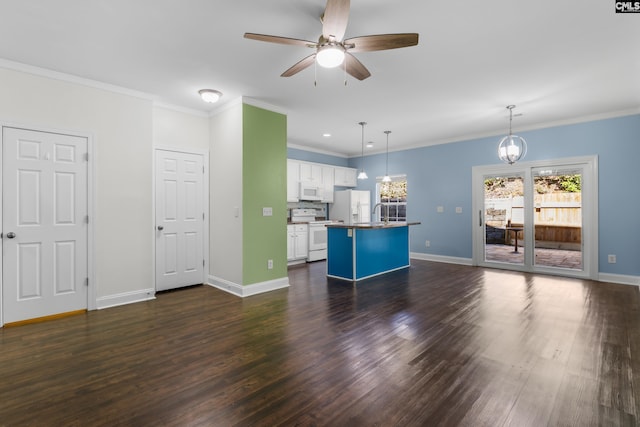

left=437, top=206, right=444, bottom=213
left=267, top=259, right=273, bottom=269
left=425, top=240, right=430, bottom=247
left=608, top=254, right=616, bottom=264
left=455, top=207, right=462, bottom=214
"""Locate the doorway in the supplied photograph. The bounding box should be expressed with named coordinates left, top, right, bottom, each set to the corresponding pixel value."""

left=154, top=148, right=208, bottom=291
left=2, top=126, right=92, bottom=325
left=472, top=156, right=598, bottom=280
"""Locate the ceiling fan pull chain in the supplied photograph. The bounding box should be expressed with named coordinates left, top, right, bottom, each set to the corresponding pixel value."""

left=343, top=55, right=347, bottom=85
left=314, top=59, right=318, bottom=87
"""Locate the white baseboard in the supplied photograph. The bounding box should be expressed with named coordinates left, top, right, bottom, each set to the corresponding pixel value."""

left=207, top=275, right=290, bottom=297
left=96, top=288, right=155, bottom=310
left=598, top=273, right=640, bottom=287
left=411, top=252, right=639, bottom=288
left=411, top=252, right=473, bottom=266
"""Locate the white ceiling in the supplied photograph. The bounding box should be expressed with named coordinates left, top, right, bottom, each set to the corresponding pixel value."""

left=1, top=0, right=639, bottom=156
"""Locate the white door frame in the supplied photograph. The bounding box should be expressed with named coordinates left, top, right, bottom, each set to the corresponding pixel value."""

left=152, top=146, right=209, bottom=291
left=472, top=155, right=599, bottom=280
left=0, top=122, right=96, bottom=327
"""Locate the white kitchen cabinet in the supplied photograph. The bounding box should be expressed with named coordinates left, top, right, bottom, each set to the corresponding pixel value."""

left=334, top=166, right=358, bottom=187
left=287, top=159, right=300, bottom=202
left=321, top=165, right=335, bottom=203
left=299, top=162, right=323, bottom=185
left=287, top=224, right=308, bottom=261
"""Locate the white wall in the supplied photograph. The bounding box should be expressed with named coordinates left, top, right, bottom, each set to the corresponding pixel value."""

left=152, top=106, right=209, bottom=151
left=0, top=67, right=153, bottom=300
left=209, top=101, right=243, bottom=285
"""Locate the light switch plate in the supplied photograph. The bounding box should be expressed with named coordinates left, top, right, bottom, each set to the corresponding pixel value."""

left=437, top=206, right=444, bottom=213
left=262, top=207, right=273, bottom=216
left=455, top=207, right=462, bottom=214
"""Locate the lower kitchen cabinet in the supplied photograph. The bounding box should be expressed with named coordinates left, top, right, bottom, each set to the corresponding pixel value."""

left=287, top=224, right=308, bottom=262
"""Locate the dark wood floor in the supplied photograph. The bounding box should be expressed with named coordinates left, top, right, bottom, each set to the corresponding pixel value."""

left=1, top=260, right=639, bottom=426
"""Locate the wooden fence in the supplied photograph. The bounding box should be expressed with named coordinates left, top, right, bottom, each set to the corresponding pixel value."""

left=485, top=193, right=581, bottom=248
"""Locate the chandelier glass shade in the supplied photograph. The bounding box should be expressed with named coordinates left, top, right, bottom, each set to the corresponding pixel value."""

left=498, top=105, right=527, bottom=164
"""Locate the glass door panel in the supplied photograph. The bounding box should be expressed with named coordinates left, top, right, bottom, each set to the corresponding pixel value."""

left=532, top=167, right=583, bottom=271
left=483, top=173, right=525, bottom=266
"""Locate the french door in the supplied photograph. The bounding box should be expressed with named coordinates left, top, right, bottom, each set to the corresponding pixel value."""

left=472, top=156, right=598, bottom=279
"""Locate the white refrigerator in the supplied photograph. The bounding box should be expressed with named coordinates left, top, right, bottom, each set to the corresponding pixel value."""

left=329, top=190, right=371, bottom=225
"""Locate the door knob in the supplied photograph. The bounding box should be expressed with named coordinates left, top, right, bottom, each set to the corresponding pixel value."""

left=157, top=226, right=164, bottom=231
left=6, top=232, right=16, bottom=239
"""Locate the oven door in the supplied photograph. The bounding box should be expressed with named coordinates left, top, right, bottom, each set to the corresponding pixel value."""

left=307, top=223, right=328, bottom=261
left=308, top=223, right=327, bottom=251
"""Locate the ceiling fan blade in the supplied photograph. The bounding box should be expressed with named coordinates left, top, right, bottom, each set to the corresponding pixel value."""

left=344, top=53, right=371, bottom=80
left=344, top=33, right=419, bottom=53
left=281, top=54, right=317, bottom=77
left=322, top=0, right=350, bottom=41
left=244, top=33, right=315, bottom=47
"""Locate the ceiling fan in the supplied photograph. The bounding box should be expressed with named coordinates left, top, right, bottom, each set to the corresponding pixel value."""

left=244, top=0, right=419, bottom=80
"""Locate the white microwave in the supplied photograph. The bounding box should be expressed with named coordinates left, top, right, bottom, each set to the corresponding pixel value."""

left=299, top=182, right=324, bottom=201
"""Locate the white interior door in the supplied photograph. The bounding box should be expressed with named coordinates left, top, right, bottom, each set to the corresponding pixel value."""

left=155, top=149, right=205, bottom=291
left=2, top=127, right=88, bottom=324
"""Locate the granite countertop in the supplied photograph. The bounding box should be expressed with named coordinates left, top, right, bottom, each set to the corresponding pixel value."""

left=326, top=221, right=421, bottom=229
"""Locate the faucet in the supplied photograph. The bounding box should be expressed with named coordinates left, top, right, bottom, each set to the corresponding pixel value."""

left=372, top=203, right=389, bottom=224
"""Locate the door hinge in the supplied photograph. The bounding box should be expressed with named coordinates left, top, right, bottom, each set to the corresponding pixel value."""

left=203, top=259, right=205, bottom=267
left=203, top=212, right=205, bottom=220
left=85, top=215, right=90, bottom=224
left=202, top=166, right=205, bottom=173
left=84, top=152, right=89, bottom=161
left=85, top=278, right=89, bottom=287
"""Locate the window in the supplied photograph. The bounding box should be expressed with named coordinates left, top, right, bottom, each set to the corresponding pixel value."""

left=375, top=175, right=407, bottom=222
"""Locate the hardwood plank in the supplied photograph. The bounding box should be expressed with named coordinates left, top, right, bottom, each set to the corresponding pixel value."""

left=1, top=260, right=639, bottom=426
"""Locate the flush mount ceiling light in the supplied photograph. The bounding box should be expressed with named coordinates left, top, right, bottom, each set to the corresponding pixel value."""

left=357, top=121, right=368, bottom=180
left=382, top=130, right=392, bottom=183
left=366, top=141, right=374, bottom=148
left=315, top=43, right=346, bottom=68
left=498, top=105, right=527, bottom=164
left=198, top=89, right=222, bottom=103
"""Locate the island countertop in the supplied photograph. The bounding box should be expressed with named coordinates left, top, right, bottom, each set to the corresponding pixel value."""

left=326, top=221, right=421, bottom=229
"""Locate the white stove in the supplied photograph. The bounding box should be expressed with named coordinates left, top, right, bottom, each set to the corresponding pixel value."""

left=290, top=209, right=332, bottom=262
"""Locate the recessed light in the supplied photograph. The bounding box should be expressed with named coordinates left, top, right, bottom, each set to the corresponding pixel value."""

left=198, top=89, right=222, bottom=103
left=366, top=141, right=374, bottom=148
left=322, top=133, right=331, bottom=138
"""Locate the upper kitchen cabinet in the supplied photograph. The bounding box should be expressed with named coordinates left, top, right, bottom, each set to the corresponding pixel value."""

left=299, top=162, right=323, bottom=185
left=287, top=159, right=300, bottom=202
left=321, top=165, right=335, bottom=203
left=334, top=166, right=357, bottom=187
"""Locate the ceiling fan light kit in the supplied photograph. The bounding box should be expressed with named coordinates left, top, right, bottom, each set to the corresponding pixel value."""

left=498, top=105, right=527, bottom=164
left=244, top=0, right=418, bottom=81
left=316, top=44, right=346, bottom=68
left=198, top=89, right=222, bottom=103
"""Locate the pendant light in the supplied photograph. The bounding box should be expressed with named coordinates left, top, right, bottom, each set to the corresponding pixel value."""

left=357, top=122, right=368, bottom=180
left=498, top=105, right=527, bottom=164
left=382, top=130, right=392, bottom=183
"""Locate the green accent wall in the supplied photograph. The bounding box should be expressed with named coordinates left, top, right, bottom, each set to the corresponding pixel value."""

left=242, top=104, right=287, bottom=285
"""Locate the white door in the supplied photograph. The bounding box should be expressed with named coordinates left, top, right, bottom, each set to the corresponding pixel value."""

left=472, top=156, right=598, bottom=280
left=155, top=149, right=205, bottom=291
left=2, top=127, right=88, bottom=324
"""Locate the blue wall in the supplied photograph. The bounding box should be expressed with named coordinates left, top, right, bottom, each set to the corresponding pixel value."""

left=343, top=114, right=640, bottom=276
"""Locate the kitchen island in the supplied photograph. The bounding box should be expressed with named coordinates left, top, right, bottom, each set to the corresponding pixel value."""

left=326, top=222, right=420, bottom=282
